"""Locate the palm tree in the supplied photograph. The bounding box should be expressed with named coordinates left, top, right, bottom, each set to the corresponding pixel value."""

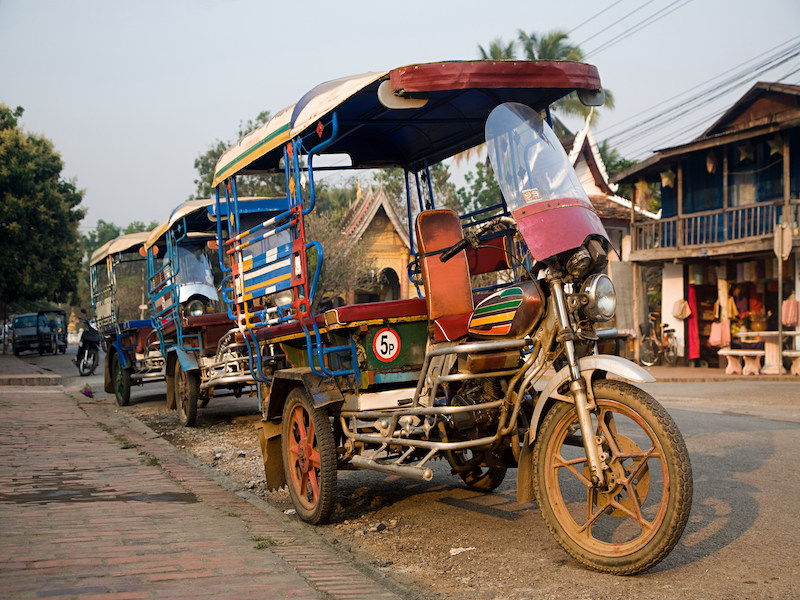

left=478, top=38, right=516, bottom=60
left=517, top=29, right=614, bottom=122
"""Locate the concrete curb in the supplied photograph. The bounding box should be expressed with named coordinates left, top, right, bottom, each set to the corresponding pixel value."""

left=0, top=354, right=62, bottom=386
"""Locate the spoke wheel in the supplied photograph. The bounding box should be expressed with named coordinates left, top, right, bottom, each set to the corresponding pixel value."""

left=79, top=348, right=98, bottom=376
left=639, top=338, right=659, bottom=367
left=448, top=450, right=507, bottom=492
left=174, top=361, right=199, bottom=427
left=281, top=387, right=337, bottom=524
left=663, top=334, right=678, bottom=365
left=533, top=380, right=692, bottom=575
left=112, top=353, right=132, bottom=406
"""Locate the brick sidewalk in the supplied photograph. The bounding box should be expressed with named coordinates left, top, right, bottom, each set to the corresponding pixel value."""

left=0, top=386, right=412, bottom=600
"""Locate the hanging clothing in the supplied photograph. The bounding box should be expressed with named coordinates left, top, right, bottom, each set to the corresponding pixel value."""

left=783, top=294, right=799, bottom=328
left=687, top=284, right=700, bottom=360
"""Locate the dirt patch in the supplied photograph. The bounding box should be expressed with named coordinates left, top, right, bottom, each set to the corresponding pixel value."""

left=123, top=394, right=677, bottom=600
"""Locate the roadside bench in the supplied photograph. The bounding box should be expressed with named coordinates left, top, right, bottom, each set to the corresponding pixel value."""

left=785, top=349, right=800, bottom=376
left=717, top=348, right=765, bottom=376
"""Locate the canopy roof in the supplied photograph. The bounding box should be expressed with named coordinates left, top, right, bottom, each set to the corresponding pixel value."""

left=89, top=231, right=151, bottom=267
left=145, top=197, right=289, bottom=249
left=213, top=60, right=602, bottom=186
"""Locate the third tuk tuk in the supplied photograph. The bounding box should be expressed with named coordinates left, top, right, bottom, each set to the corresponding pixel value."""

left=90, top=231, right=165, bottom=405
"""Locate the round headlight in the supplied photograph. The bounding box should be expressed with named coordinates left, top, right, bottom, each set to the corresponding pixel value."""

left=583, top=274, right=616, bottom=321
left=187, top=299, right=205, bottom=317
left=272, top=289, right=294, bottom=307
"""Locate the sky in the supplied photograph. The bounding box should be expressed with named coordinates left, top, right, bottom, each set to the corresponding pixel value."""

left=2, top=0, right=799, bottom=234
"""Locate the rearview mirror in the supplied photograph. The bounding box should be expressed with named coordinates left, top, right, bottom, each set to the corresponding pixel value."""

left=578, top=88, right=605, bottom=107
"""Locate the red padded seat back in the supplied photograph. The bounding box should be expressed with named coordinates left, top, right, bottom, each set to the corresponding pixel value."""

left=415, top=210, right=474, bottom=330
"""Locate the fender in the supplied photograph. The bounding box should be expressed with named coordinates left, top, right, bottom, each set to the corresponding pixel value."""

left=259, top=368, right=344, bottom=493
left=516, top=355, right=654, bottom=503
left=111, top=339, right=131, bottom=368
left=529, top=355, right=654, bottom=445
left=174, top=346, right=199, bottom=372
left=265, top=367, right=344, bottom=421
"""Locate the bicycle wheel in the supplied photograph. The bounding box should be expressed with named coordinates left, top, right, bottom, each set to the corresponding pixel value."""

left=639, top=338, right=660, bottom=367
left=663, top=333, right=678, bottom=365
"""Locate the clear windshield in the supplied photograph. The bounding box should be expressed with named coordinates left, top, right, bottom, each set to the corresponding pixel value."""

left=485, top=102, right=590, bottom=211
left=175, top=246, right=214, bottom=287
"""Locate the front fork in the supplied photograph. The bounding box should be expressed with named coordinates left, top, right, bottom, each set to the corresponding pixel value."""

left=550, top=279, right=608, bottom=488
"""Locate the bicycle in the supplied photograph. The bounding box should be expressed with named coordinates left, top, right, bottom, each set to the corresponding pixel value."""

left=639, top=311, right=678, bottom=366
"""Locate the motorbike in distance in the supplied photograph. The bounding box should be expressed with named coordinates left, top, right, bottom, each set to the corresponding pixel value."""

left=74, top=310, right=101, bottom=376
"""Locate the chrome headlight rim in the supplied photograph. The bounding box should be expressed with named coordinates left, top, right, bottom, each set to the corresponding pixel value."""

left=187, top=299, right=206, bottom=317
left=583, top=273, right=616, bottom=322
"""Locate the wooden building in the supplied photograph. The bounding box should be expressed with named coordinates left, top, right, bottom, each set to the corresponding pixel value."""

left=613, top=82, right=800, bottom=367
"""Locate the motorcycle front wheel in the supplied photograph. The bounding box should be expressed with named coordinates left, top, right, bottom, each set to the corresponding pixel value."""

left=533, top=379, right=692, bottom=575
left=78, top=348, right=98, bottom=376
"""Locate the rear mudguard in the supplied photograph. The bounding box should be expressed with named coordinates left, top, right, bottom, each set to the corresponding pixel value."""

left=103, top=349, right=114, bottom=394
left=174, top=346, right=199, bottom=372
left=111, top=339, right=130, bottom=368
left=258, top=368, right=344, bottom=491
left=516, top=354, right=655, bottom=503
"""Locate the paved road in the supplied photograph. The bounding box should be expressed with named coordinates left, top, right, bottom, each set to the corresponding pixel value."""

left=6, top=351, right=800, bottom=599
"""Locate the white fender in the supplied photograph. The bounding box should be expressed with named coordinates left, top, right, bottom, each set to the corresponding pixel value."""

left=528, top=355, right=655, bottom=444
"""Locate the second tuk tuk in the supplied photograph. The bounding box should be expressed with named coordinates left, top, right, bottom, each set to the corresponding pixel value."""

left=145, top=197, right=288, bottom=426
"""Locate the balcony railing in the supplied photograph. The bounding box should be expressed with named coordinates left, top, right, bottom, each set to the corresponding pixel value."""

left=632, top=199, right=800, bottom=252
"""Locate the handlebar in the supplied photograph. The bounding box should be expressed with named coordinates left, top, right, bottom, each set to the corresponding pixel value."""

left=439, top=237, right=471, bottom=263
left=438, top=215, right=516, bottom=263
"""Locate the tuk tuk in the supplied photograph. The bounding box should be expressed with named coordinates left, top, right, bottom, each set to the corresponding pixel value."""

left=144, top=197, right=288, bottom=426
left=211, top=60, right=692, bottom=575
left=89, top=231, right=164, bottom=406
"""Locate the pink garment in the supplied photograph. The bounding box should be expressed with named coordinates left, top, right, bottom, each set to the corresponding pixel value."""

left=782, top=298, right=799, bottom=327
left=687, top=284, right=700, bottom=360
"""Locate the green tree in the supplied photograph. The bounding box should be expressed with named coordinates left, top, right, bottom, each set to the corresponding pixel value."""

left=192, top=110, right=284, bottom=199
left=374, top=163, right=456, bottom=230
left=0, top=104, right=86, bottom=313
left=516, top=29, right=615, bottom=122
left=455, top=160, right=501, bottom=215
left=478, top=38, right=516, bottom=59
left=83, top=219, right=122, bottom=258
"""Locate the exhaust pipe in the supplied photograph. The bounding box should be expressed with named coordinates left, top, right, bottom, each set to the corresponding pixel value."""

left=349, top=455, right=433, bottom=481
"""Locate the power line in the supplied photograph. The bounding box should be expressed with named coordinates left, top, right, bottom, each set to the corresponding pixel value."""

left=614, top=47, right=800, bottom=148
left=602, top=40, right=800, bottom=147
left=596, top=34, right=800, bottom=139
left=575, top=0, right=660, bottom=47
left=584, top=0, right=694, bottom=58
left=566, top=0, right=626, bottom=36
left=617, top=50, right=800, bottom=159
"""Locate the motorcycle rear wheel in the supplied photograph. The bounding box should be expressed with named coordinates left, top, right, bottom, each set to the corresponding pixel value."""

left=447, top=450, right=507, bottom=492
left=112, top=353, right=131, bottom=407
left=639, top=338, right=659, bottom=367
left=281, top=387, right=337, bottom=524
left=174, top=362, right=199, bottom=427
left=533, top=379, right=692, bottom=575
